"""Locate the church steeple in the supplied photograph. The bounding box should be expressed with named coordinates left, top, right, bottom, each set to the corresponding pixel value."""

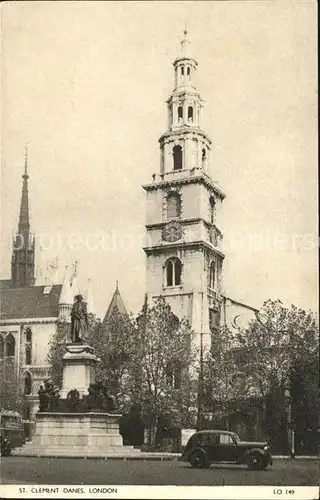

left=143, top=32, right=226, bottom=352
left=19, top=145, right=31, bottom=237
left=159, top=30, right=211, bottom=176
left=11, top=146, right=35, bottom=288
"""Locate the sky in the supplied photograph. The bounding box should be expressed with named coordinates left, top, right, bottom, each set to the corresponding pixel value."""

left=1, top=1, right=318, bottom=319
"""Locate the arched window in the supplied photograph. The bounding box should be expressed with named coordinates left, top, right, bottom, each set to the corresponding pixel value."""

left=24, top=372, right=32, bottom=395
left=187, top=67, right=190, bottom=76
left=181, top=66, right=184, bottom=76
left=188, top=106, right=193, bottom=122
left=167, top=192, right=181, bottom=219
left=178, top=106, right=183, bottom=123
left=173, top=145, right=183, bottom=170
left=0, top=336, right=4, bottom=359
left=210, top=197, right=216, bottom=224
left=209, top=261, right=216, bottom=290
left=5, top=333, right=15, bottom=357
left=202, top=148, right=207, bottom=168
left=165, top=257, right=182, bottom=287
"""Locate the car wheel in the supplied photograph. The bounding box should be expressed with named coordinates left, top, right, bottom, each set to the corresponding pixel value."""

left=189, top=450, right=209, bottom=469
left=247, top=452, right=265, bottom=470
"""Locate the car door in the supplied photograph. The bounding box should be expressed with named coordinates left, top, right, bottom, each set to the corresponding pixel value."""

left=200, top=433, right=220, bottom=462
left=218, top=433, right=239, bottom=462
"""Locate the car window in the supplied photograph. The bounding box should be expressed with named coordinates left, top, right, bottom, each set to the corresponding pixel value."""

left=188, top=434, right=202, bottom=447
left=208, top=434, right=220, bottom=445
left=220, top=433, right=234, bottom=444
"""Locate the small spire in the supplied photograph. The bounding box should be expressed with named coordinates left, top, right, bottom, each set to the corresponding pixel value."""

left=59, top=266, right=74, bottom=306
left=85, top=277, right=95, bottom=315
left=180, top=22, right=191, bottom=56
left=24, top=143, right=29, bottom=179
left=103, top=281, right=128, bottom=323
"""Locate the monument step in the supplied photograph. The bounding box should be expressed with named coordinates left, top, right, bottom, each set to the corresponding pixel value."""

left=12, top=448, right=181, bottom=460
left=13, top=445, right=142, bottom=457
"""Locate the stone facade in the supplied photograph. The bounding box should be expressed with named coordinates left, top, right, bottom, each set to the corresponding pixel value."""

left=143, top=32, right=225, bottom=352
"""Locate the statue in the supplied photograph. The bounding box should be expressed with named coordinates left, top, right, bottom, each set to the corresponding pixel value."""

left=67, top=389, right=81, bottom=412
left=70, top=294, right=88, bottom=343
left=38, top=380, right=60, bottom=412
left=38, top=385, right=47, bottom=412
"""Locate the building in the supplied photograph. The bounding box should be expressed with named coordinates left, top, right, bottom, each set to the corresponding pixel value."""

left=0, top=151, right=93, bottom=424
left=143, top=30, right=257, bottom=353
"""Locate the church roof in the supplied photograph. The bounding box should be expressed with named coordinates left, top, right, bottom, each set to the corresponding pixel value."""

left=103, top=283, right=128, bottom=324
left=0, top=284, right=62, bottom=320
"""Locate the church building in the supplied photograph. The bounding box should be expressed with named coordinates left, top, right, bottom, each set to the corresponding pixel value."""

left=143, top=30, right=257, bottom=352
left=0, top=151, right=94, bottom=423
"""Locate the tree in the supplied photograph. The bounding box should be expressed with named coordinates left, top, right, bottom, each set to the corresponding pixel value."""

left=236, top=299, right=319, bottom=450
left=87, top=308, right=136, bottom=398
left=0, top=358, right=23, bottom=412
left=126, top=297, right=196, bottom=447
left=202, top=326, right=251, bottom=430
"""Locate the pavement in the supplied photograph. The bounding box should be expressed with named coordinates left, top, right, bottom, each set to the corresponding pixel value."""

left=11, top=447, right=318, bottom=460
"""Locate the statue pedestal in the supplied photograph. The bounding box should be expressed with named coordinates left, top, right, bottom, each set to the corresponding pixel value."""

left=59, top=343, right=97, bottom=399
left=14, top=342, right=142, bottom=457
left=16, top=412, right=141, bottom=457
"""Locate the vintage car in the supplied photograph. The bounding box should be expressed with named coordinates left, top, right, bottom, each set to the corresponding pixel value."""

left=181, top=430, right=272, bottom=470
left=0, top=436, right=12, bottom=456
left=0, top=410, right=24, bottom=450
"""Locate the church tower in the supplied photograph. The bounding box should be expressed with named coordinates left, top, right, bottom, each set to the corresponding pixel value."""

left=143, top=30, right=226, bottom=349
left=11, top=147, right=35, bottom=288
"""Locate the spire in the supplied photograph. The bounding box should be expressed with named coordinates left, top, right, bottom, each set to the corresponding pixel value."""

left=70, top=261, right=81, bottom=297
left=103, top=281, right=128, bottom=323
left=18, top=143, right=30, bottom=236
left=11, top=146, right=35, bottom=288
left=59, top=267, right=73, bottom=305
left=58, top=266, right=73, bottom=322
left=180, top=22, right=191, bottom=57
left=156, top=30, right=210, bottom=176
left=84, top=277, right=95, bottom=315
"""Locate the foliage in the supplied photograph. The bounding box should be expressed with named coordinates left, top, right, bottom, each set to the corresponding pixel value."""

left=202, top=326, right=250, bottom=428
left=125, top=297, right=196, bottom=445
left=236, top=299, right=319, bottom=450
left=237, top=299, right=319, bottom=398
left=87, top=308, right=136, bottom=397
left=47, top=321, right=70, bottom=388
left=0, top=358, right=24, bottom=412
left=290, top=351, right=319, bottom=434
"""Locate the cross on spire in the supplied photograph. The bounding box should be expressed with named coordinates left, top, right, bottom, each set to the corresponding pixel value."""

left=183, top=21, right=188, bottom=38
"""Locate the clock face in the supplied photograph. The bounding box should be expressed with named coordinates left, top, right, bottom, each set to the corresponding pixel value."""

left=162, top=221, right=182, bottom=242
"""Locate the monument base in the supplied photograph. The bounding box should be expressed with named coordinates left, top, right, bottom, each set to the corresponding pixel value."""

left=15, top=412, right=141, bottom=457
left=15, top=340, right=142, bottom=457
left=60, top=343, right=97, bottom=398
